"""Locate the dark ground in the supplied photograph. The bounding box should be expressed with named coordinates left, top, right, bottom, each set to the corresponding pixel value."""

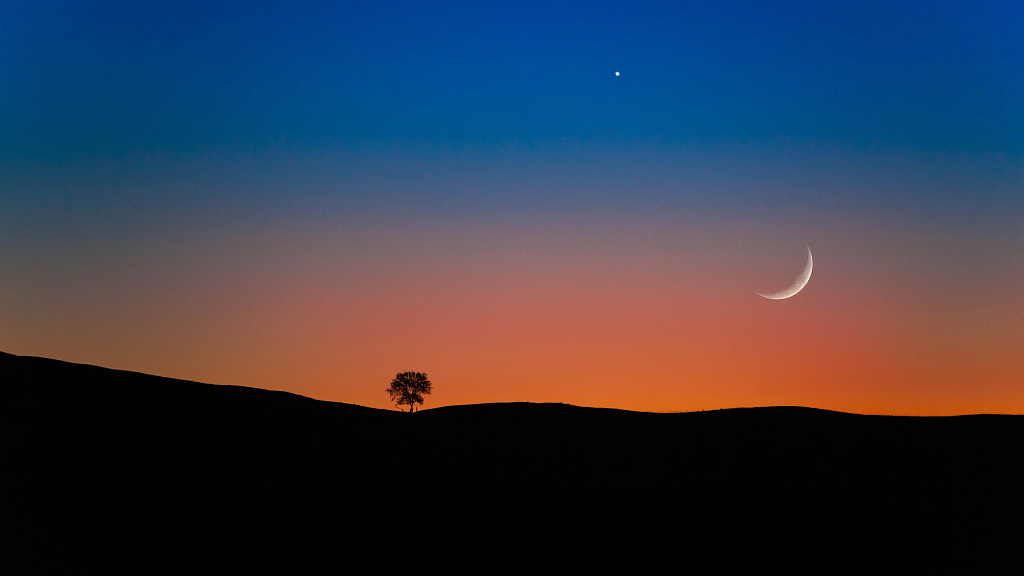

left=2, top=351, right=1022, bottom=570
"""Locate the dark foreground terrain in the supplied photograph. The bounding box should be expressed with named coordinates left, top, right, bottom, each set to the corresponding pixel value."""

left=3, top=351, right=1022, bottom=569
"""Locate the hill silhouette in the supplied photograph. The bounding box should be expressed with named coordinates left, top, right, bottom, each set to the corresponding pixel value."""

left=2, top=351, right=1022, bottom=569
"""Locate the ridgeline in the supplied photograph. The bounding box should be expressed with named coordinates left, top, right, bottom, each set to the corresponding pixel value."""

left=2, top=351, right=1021, bottom=569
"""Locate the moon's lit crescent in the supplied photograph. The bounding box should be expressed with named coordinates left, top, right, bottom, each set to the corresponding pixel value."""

left=757, top=245, right=813, bottom=300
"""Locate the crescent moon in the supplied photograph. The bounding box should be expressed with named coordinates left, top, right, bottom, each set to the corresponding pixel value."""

left=757, top=245, right=813, bottom=300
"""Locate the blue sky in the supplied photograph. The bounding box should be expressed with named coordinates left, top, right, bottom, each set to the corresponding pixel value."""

left=3, top=0, right=1021, bottom=156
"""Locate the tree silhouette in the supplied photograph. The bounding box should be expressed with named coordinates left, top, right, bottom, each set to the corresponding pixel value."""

left=386, top=372, right=432, bottom=412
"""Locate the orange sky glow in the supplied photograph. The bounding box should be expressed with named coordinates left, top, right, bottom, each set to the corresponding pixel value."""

left=4, top=207, right=1020, bottom=416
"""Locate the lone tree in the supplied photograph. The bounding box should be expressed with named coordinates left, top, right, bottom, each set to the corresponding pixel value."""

left=386, top=371, right=432, bottom=412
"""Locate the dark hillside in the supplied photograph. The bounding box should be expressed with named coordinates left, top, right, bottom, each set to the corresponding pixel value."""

left=2, top=351, right=1021, bottom=569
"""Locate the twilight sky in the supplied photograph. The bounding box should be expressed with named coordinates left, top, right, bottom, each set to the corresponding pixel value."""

left=1, top=1, right=1021, bottom=414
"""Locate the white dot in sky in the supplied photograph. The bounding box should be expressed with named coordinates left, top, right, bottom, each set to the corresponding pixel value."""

left=615, top=71, right=620, bottom=76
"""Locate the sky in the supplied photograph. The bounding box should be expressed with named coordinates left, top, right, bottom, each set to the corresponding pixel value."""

left=1, top=0, right=1021, bottom=414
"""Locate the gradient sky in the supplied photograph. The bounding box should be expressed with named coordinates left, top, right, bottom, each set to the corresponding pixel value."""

left=2, top=1, right=1021, bottom=414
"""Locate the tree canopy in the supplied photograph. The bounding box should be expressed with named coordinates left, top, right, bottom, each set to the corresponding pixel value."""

left=386, top=372, right=432, bottom=412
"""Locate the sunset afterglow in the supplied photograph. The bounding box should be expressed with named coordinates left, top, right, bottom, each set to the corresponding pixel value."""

left=1, top=2, right=1020, bottom=415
